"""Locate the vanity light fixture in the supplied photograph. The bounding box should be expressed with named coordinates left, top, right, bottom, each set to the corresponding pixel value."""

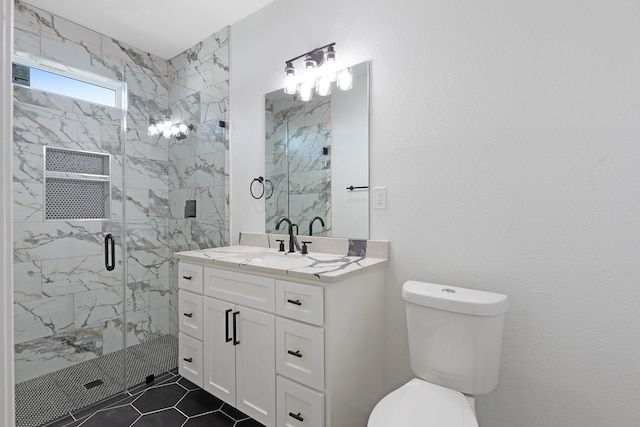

left=283, top=42, right=353, bottom=101
left=148, top=118, right=194, bottom=140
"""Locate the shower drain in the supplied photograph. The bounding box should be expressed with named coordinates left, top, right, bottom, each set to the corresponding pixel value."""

left=83, top=379, right=104, bottom=390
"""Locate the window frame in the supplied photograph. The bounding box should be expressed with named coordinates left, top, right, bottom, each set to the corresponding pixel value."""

left=12, top=51, right=123, bottom=109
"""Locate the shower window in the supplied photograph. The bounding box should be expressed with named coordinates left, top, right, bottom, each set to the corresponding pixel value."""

left=12, top=52, right=121, bottom=108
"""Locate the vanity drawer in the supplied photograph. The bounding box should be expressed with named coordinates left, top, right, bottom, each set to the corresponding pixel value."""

left=178, top=333, right=203, bottom=388
left=277, top=376, right=324, bottom=427
left=276, top=280, right=323, bottom=326
left=204, top=267, right=275, bottom=312
left=276, top=317, right=324, bottom=390
left=178, top=263, right=203, bottom=294
left=178, top=290, right=203, bottom=340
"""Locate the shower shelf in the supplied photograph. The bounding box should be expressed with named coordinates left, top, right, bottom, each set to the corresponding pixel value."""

left=45, top=171, right=110, bottom=181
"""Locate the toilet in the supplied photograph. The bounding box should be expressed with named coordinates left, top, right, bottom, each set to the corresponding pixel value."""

left=368, top=281, right=508, bottom=426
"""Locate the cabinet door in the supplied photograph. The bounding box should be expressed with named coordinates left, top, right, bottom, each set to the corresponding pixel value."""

left=236, top=306, right=276, bottom=427
left=203, top=297, right=236, bottom=405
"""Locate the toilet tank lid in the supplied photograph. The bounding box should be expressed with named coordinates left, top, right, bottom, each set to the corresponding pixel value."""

left=402, top=281, right=509, bottom=316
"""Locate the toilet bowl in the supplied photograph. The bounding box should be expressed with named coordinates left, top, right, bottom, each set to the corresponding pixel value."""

left=368, top=281, right=508, bottom=427
left=368, top=378, right=478, bottom=427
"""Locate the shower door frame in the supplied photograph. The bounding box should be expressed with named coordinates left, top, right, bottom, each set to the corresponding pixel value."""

left=10, top=53, right=131, bottom=423
left=2, top=0, right=16, bottom=423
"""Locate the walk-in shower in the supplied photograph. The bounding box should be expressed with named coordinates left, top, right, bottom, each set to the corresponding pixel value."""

left=12, top=61, right=177, bottom=426
left=12, top=2, right=230, bottom=425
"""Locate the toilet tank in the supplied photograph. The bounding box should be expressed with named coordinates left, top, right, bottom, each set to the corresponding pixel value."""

left=402, top=281, right=508, bottom=396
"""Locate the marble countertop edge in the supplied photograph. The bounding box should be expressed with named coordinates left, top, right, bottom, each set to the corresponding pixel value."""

left=174, top=245, right=388, bottom=283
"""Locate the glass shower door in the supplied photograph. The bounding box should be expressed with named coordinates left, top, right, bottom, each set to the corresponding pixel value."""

left=12, top=65, right=129, bottom=426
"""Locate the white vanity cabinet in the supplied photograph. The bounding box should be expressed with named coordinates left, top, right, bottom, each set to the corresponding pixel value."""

left=202, top=267, right=276, bottom=426
left=177, top=259, right=383, bottom=427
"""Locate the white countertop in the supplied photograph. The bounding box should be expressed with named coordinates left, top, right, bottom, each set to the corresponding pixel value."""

left=175, top=245, right=388, bottom=283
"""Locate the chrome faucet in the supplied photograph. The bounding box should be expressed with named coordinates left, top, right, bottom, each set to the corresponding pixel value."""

left=309, top=216, right=325, bottom=236
left=275, top=217, right=296, bottom=253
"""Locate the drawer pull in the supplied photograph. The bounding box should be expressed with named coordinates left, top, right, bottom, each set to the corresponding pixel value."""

left=233, top=311, right=240, bottom=346
left=289, top=412, right=304, bottom=422
left=182, top=275, right=192, bottom=280
left=287, top=298, right=302, bottom=306
left=183, top=313, right=193, bottom=318
left=287, top=350, right=303, bottom=358
left=183, top=357, right=193, bottom=363
left=225, top=309, right=232, bottom=343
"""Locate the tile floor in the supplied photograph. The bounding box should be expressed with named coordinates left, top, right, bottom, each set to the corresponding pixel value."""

left=16, top=335, right=179, bottom=427
left=45, top=373, right=265, bottom=427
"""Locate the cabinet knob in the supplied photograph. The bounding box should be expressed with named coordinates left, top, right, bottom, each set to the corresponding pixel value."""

left=287, top=298, right=302, bottom=306
left=182, top=275, right=192, bottom=280
left=287, top=350, right=303, bottom=358
left=183, top=357, right=193, bottom=363
left=289, top=412, right=304, bottom=422
left=183, top=313, right=193, bottom=318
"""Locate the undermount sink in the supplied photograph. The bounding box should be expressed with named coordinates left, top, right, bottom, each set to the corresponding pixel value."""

left=242, top=251, right=312, bottom=270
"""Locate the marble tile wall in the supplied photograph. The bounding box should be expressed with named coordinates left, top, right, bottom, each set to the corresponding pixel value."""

left=265, top=93, right=332, bottom=235
left=12, top=0, right=229, bottom=383
left=166, top=27, right=230, bottom=336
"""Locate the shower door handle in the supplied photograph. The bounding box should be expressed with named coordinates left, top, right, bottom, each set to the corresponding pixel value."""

left=105, top=234, right=115, bottom=271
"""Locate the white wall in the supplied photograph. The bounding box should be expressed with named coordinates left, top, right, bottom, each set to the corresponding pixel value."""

left=230, top=0, right=640, bottom=425
left=1, top=0, right=14, bottom=424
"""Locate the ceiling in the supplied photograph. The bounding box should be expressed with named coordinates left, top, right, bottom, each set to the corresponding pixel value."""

left=23, top=0, right=275, bottom=60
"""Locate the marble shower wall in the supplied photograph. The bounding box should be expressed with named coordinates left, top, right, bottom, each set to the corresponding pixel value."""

left=265, top=93, right=331, bottom=235
left=12, top=1, right=229, bottom=384
left=166, top=28, right=230, bottom=336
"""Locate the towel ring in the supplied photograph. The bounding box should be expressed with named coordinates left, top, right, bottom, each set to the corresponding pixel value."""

left=250, top=177, right=265, bottom=199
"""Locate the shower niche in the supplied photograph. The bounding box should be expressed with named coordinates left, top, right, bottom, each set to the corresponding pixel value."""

left=44, top=147, right=111, bottom=220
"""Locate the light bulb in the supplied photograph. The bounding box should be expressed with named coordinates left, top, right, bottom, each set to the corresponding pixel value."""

left=156, top=122, right=165, bottom=132
left=304, top=55, right=317, bottom=70
left=162, top=128, right=171, bottom=139
left=164, top=120, right=173, bottom=131
left=171, top=125, right=179, bottom=136
left=324, top=46, right=338, bottom=82
left=179, top=123, right=188, bottom=133
left=337, top=67, right=353, bottom=91
left=285, top=74, right=297, bottom=95
left=298, top=81, right=313, bottom=102
left=317, top=75, right=331, bottom=96
left=304, top=55, right=318, bottom=89
left=284, top=62, right=297, bottom=95
left=148, top=124, right=158, bottom=136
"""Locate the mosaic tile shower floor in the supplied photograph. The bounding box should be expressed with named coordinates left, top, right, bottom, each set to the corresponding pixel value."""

left=15, top=334, right=180, bottom=427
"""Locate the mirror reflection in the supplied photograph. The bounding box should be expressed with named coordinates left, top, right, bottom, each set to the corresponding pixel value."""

left=264, top=61, right=370, bottom=239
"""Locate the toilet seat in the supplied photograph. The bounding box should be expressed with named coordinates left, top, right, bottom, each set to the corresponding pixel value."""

left=368, top=378, right=478, bottom=427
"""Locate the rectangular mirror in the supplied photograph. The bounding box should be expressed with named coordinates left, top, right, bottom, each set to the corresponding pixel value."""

left=264, top=60, right=370, bottom=239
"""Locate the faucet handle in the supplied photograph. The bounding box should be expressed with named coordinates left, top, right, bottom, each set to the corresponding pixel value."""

left=276, top=239, right=285, bottom=252
left=301, top=241, right=312, bottom=255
